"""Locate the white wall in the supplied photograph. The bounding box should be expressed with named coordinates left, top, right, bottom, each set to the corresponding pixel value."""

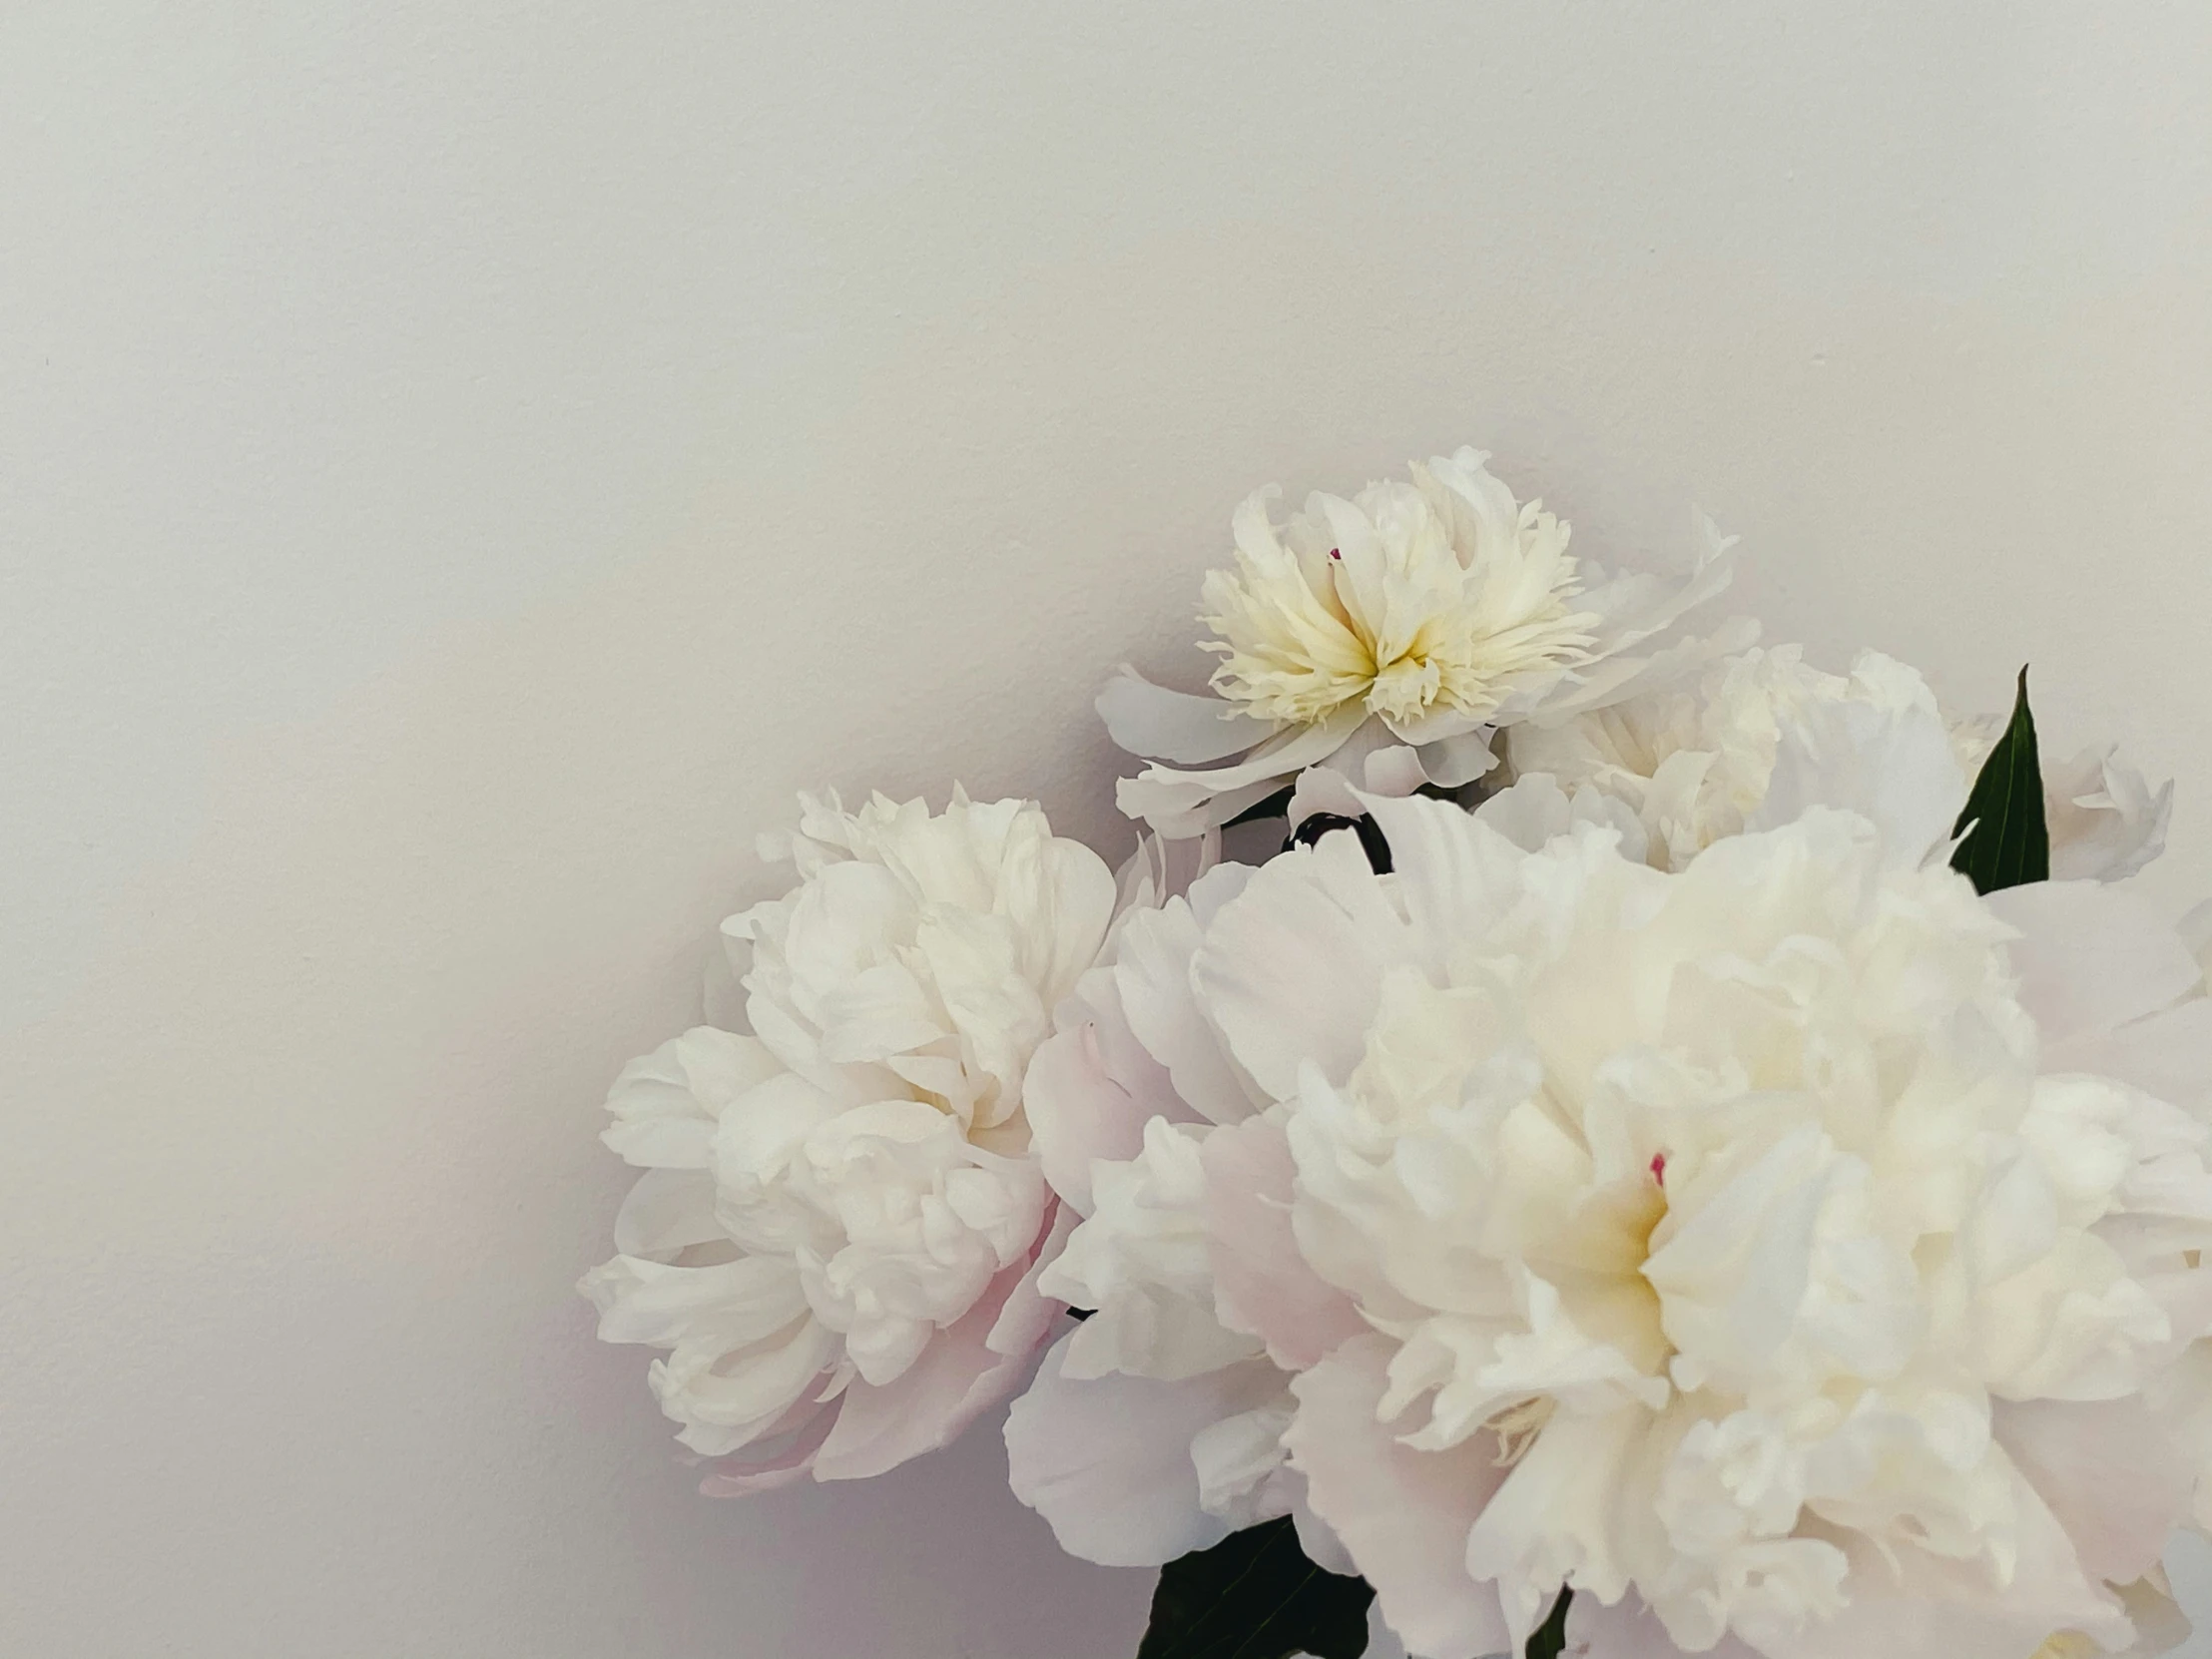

left=5, top=4, right=2212, bottom=1655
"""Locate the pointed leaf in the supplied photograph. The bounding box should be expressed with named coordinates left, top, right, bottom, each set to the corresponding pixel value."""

left=1524, top=1588, right=1572, bottom=1659
left=1950, top=667, right=2048, bottom=894
left=1136, top=1517, right=1375, bottom=1659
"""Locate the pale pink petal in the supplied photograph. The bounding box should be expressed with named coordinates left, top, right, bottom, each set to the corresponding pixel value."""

left=1994, top=1394, right=2198, bottom=1583
left=1194, top=830, right=1415, bottom=1098
left=1204, top=1113, right=1366, bottom=1370
left=1025, top=1021, right=1150, bottom=1214
left=1989, top=881, right=2203, bottom=1042
left=1286, top=1337, right=1513, bottom=1659
left=811, top=1241, right=1041, bottom=1482
left=1024, top=967, right=1196, bottom=1214
left=1114, top=869, right=1263, bottom=1127
left=697, top=1401, right=839, bottom=1495
left=987, top=1204, right=1079, bottom=1359
left=1773, top=1467, right=2130, bottom=1659
left=1005, top=1337, right=1287, bottom=1567
left=1097, top=666, right=1270, bottom=764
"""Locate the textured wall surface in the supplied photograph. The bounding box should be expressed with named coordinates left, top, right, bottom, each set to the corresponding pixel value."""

left=6, top=4, right=2212, bottom=1655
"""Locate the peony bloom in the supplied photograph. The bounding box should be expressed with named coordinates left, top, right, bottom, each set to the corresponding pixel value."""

left=581, top=791, right=1116, bottom=1490
left=1100, top=446, right=1752, bottom=838
left=1027, top=785, right=2212, bottom=1659
left=1506, top=647, right=2172, bottom=881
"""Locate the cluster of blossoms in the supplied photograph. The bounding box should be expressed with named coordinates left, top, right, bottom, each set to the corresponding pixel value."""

left=585, top=447, right=2205, bottom=1659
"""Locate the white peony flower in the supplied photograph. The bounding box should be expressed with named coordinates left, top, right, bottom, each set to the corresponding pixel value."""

left=1501, top=648, right=1945, bottom=870
left=1047, top=786, right=2212, bottom=1659
left=581, top=791, right=1116, bottom=1489
left=1507, top=647, right=2172, bottom=882
left=1099, top=446, right=1753, bottom=837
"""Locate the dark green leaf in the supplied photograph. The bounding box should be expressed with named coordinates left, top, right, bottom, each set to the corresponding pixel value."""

left=1283, top=813, right=1393, bottom=873
left=1136, top=1517, right=1375, bottom=1659
left=1949, top=667, right=2048, bottom=894
left=1524, top=1588, right=1573, bottom=1659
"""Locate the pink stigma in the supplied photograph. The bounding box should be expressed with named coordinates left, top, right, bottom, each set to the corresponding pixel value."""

left=1328, top=547, right=1341, bottom=560
left=1650, top=1152, right=1668, bottom=1187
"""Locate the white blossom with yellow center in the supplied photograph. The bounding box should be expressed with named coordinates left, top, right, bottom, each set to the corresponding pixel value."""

left=1199, top=461, right=1594, bottom=731
left=1099, top=446, right=1751, bottom=838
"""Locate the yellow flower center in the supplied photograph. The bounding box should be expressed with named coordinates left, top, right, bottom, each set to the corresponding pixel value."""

left=1198, top=476, right=1595, bottom=731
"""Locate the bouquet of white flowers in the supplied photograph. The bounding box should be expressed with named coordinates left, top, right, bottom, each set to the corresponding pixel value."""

left=582, top=446, right=2205, bottom=1659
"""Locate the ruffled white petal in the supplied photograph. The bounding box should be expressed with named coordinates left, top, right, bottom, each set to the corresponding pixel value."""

left=812, top=1216, right=1062, bottom=1481
left=1097, top=665, right=1274, bottom=763
left=602, top=1028, right=784, bottom=1169
left=1770, top=1465, right=2131, bottom=1659
left=1113, top=706, right=1369, bottom=839
left=2045, top=745, right=2174, bottom=883
left=1509, top=646, right=1969, bottom=872
left=1111, top=864, right=1263, bottom=1127
left=1192, top=829, right=1413, bottom=1098
left=1747, top=679, right=1966, bottom=868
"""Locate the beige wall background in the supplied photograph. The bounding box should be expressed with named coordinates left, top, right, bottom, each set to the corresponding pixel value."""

left=6, top=4, right=2212, bottom=1655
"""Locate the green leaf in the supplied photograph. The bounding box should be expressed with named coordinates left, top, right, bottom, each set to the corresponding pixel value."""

left=1949, top=667, right=2049, bottom=894
left=1524, top=1588, right=1573, bottom=1659
left=1136, top=1518, right=1375, bottom=1659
